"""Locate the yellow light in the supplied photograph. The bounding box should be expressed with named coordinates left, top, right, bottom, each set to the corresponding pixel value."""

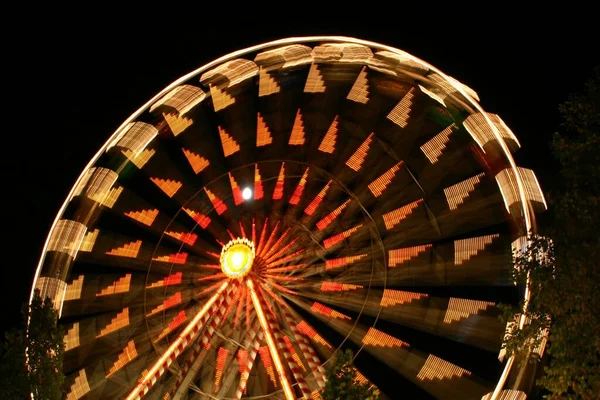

left=246, top=279, right=295, bottom=400
left=220, top=238, right=255, bottom=279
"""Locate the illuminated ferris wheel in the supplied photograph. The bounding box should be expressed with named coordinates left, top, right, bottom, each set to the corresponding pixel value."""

left=31, top=37, right=547, bottom=400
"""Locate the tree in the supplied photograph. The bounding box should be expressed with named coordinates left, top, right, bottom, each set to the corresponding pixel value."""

left=322, top=348, right=379, bottom=400
left=502, top=67, right=599, bottom=399
left=0, top=289, right=65, bottom=400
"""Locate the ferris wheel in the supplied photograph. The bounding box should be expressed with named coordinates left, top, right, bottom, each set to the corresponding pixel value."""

left=31, top=37, right=547, bottom=400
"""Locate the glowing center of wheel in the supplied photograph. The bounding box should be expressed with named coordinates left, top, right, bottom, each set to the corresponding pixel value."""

left=220, top=238, right=255, bottom=278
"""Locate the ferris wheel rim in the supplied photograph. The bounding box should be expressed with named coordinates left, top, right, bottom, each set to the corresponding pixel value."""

left=32, top=36, right=542, bottom=399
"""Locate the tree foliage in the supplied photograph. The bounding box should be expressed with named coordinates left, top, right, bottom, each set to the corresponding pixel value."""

left=502, top=67, right=600, bottom=399
left=322, top=348, right=379, bottom=400
left=0, top=289, right=65, bottom=400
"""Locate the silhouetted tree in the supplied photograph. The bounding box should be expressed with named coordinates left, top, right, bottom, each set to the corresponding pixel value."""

left=502, top=67, right=599, bottom=399
left=322, top=348, right=379, bottom=400
left=0, top=289, right=65, bottom=400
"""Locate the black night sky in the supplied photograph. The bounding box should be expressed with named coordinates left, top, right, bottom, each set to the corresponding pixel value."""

left=2, top=8, right=597, bottom=396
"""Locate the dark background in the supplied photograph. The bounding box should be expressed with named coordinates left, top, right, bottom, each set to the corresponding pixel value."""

left=2, top=7, right=597, bottom=341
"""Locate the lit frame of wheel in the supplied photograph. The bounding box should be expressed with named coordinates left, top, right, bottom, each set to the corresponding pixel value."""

left=29, top=36, right=547, bottom=400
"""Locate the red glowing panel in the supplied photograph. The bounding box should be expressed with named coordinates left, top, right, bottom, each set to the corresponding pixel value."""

left=346, top=66, right=369, bottom=104
left=387, top=88, right=415, bottom=128
left=146, top=292, right=182, bottom=317
left=444, top=298, right=495, bottom=324
left=316, top=199, right=351, bottom=230
left=182, top=207, right=211, bottom=228
left=283, top=336, right=306, bottom=371
left=380, top=289, right=428, bottom=307
left=228, top=173, right=244, bottom=205
left=258, top=346, right=277, bottom=386
left=444, top=173, right=484, bottom=210
left=97, top=308, right=129, bottom=338
left=214, top=347, right=229, bottom=392
left=205, top=188, right=227, bottom=215
left=218, top=126, right=240, bottom=157
left=420, top=124, right=456, bottom=164
left=304, top=180, right=332, bottom=215
left=97, top=274, right=131, bottom=297
left=318, top=116, right=338, bottom=154
left=125, top=209, right=158, bottom=226
left=182, top=148, right=209, bottom=174
left=106, top=240, right=141, bottom=258
left=289, top=167, right=309, bottom=205
left=368, top=162, right=403, bottom=197
left=237, top=348, right=248, bottom=373
left=256, top=113, right=273, bottom=147
left=66, top=369, right=90, bottom=400
left=146, top=272, right=183, bottom=289
left=165, top=231, right=197, bottom=246
left=382, top=199, right=423, bottom=230
left=152, top=252, right=188, bottom=264
left=151, top=177, right=182, bottom=198
left=345, top=132, right=374, bottom=172
left=362, top=327, right=408, bottom=348
left=388, top=244, right=431, bottom=267
left=320, top=281, right=363, bottom=292
left=254, top=165, right=264, bottom=200
left=311, top=302, right=351, bottom=320
left=105, top=340, right=137, bottom=378
left=417, top=354, right=471, bottom=381
left=289, top=109, right=306, bottom=145
left=304, top=64, right=326, bottom=93
left=322, top=224, right=363, bottom=249
left=273, top=162, right=285, bottom=200
left=454, top=234, right=499, bottom=265
left=296, top=320, right=331, bottom=348
left=325, top=253, right=367, bottom=270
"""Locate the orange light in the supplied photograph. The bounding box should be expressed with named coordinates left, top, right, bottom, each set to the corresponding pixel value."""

left=246, top=279, right=295, bottom=400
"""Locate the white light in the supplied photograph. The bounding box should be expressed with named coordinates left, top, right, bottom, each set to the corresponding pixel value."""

left=242, top=187, right=252, bottom=200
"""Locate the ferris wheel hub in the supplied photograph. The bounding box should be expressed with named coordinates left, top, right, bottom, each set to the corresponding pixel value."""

left=220, top=237, right=256, bottom=279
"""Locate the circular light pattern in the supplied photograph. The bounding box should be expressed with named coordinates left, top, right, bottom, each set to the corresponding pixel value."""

left=220, top=238, right=255, bottom=279
left=30, top=37, right=548, bottom=400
